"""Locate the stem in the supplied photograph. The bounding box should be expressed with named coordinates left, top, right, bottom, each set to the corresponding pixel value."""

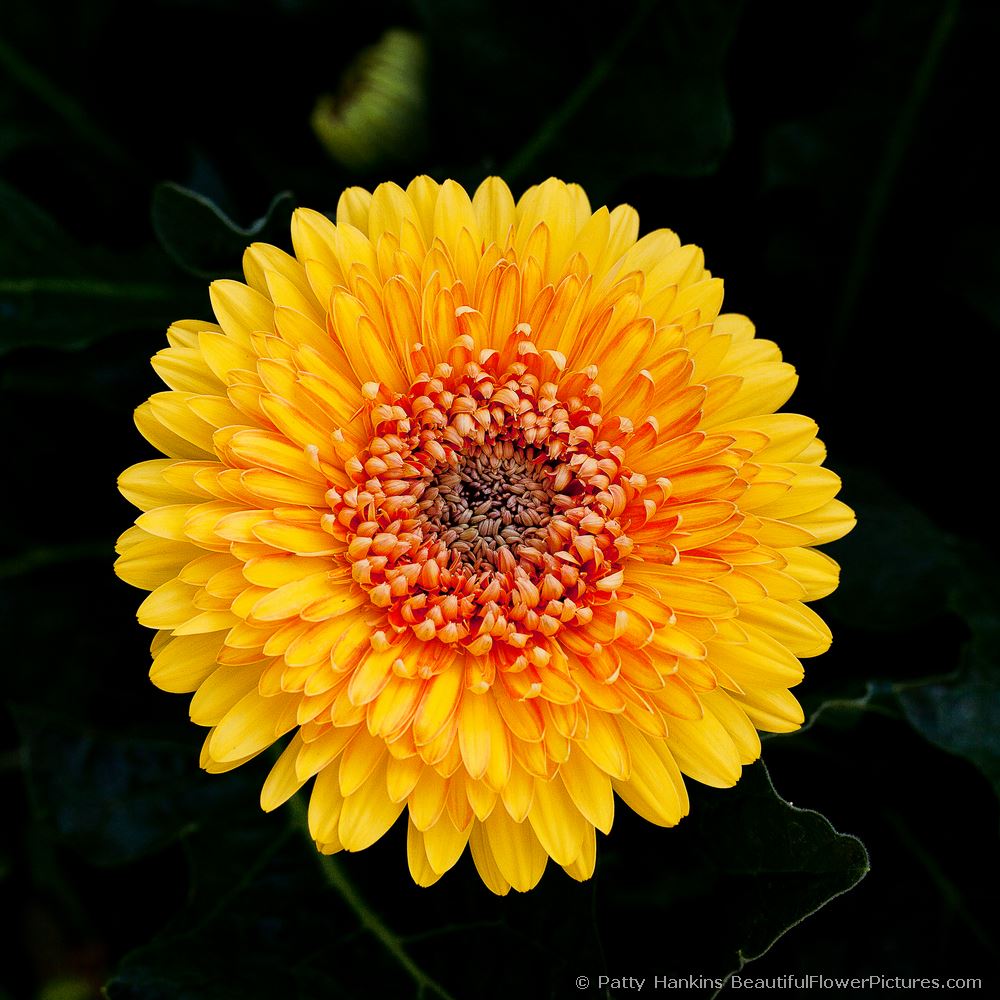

left=287, top=794, right=458, bottom=1000
left=826, top=0, right=959, bottom=373
left=502, top=0, right=656, bottom=183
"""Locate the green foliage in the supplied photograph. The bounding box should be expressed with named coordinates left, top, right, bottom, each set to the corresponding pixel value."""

left=691, top=765, right=869, bottom=970
left=604, top=764, right=869, bottom=981
left=151, top=185, right=295, bottom=280
left=92, top=760, right=866, bottom=998
left=827, top=468, right=961, bottom=630
left=417, top=0, right=741, bottom=197
left=0, top=179, right=201, bottom=354
left=897, top=546, right=1000, bottom=798
left=12, top=708, right=250, bottom=866
left=824, top=469, right=1000, bottom=801
left=899, top=672, right=1000, bottom=799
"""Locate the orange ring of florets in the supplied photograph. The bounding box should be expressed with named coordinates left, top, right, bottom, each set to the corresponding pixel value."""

left=326, top=343, right=644, bottom=665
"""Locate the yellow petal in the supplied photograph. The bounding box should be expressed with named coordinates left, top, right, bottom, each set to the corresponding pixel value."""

left=666, top=708, right=742, bottom=788
left=755, top=464, right=843, bottom=519
left=252, top=521, right=342, bottom=557
left=517, top=178, right=578, bottom=279
left=385, top=754, right=424, bottom=803
left=731, top=685, right=805, bottom=732
left=484, top=805, right=547, bottom=891
left=406, top=819, right=443, bottom=887
left=791, top=498, right=857, bottom=545
left=457, top=690, right=492, bottom=780
left=738, top=602, right=832, bottom=657
left=559, top=750, right=615, bottom=834
left=189, top=662, right=262, bottom=726
left=137, top=578, right=197, bottom=629
left=707, top=627, right=804, bottom=687
left=422, top=813, right=472, bottom=876
left=147, top=392, right=218, bottom=453
left=473, top=177, right=516, bottom=246
left=225, top=429, right=327, bottom=484
left=433, top=179, right=481, bottom=253
left=527, top=774, right=587, bottom=866
left=260, top=732, right=307, bottom=811
left=413, top=663, right=464, bottom=746
left=119, top=460, right=206, bottom=510
left=116, top=536, right=202, bottom=590
left=249, top=572, right=342, bottom=623
left=612, top=725, right=685, bottom=826
left=296, top=725, right=356, bottom=781
left=347, top=642, right=400, bottom=706
left=499, top=761, right=535, bottom=822
left=150, top=633, right=222, bottom=693
left=468, top=821, right=510, bottom=896
left=339, top=729, right=386, bottom=796
left=336, top=187, right=373, bottom=230
left=578, top=710, right=631, bottom=780
left=134, top=401, right=209, bottom=460
left=703, top=362, right=798, bottom=426
left=699, top=688, right=761, bottom=765
left=369, top=676, right=425, bottom=740
left=308, top=764, right=345, bottom=842
left=209, top=280, right=274, bottom=345
left=290, top=208, right=344, bottom=287
left=151, top=347, right=223, bottom=394
left=783, top=547, right=841, bottom=600
left=338, top=754, right=405, bottom=851
left=209, top=688, right=296, bottom=762
left=408, top=765, right=449, bottom=831
left=367, top=181, right=416, bottom=243
left=563, top=824, right=597, bottom=882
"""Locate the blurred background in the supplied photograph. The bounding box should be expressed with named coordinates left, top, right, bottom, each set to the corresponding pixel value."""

left=1, top=0, right=997, bottom=997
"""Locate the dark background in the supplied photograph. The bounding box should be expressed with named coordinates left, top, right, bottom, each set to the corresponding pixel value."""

left=1, top=0, right=997, bottom=997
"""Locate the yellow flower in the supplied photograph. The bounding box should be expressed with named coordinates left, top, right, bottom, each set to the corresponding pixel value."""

left=116, top=177, right=854, bottom=894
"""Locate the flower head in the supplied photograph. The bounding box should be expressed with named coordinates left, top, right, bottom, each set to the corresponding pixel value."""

left=116, top=176, right=854, bottom=893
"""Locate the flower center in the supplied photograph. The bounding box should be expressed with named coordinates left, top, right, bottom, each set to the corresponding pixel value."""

left=326, top=347, right=644, bottom=662
left=419, top=443, right=555, bottom=575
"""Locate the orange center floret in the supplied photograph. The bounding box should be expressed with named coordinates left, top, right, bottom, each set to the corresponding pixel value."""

left=329, top=350, right=642, bottom=661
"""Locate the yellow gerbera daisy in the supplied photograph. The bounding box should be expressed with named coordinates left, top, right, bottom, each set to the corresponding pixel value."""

left=115, top=176, right=854, bottom=894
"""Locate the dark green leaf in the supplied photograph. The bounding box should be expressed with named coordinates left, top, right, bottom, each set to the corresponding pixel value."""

left=0, top=178, right=202, bottom=353
left=104, top=802, right=394, bottom=1000
left=898, top=670, right=1000, bottom=798
left=12, top=706, right=252, bottom=865
left=602, top=762, right=869, bottom=985
left=102, top=761, right=867, bottom=998
left=0, top=176, right=86, bottom=274
left=554, top=0, right=739, bottom=187
left=826, top=467, right=960, bottom=630
left=0, top=275, right=196, bottom=354
left=819, top=510, right=1000, bottom=799
left=706, top=763, right=870, bottom=972
left=151, top=184, right=295, bottom=279
left=896, top=545, right=1000, bottom=798
left=805, top=475, right=1000, bottom=800
left=418, top=0, right=740, bottom=195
